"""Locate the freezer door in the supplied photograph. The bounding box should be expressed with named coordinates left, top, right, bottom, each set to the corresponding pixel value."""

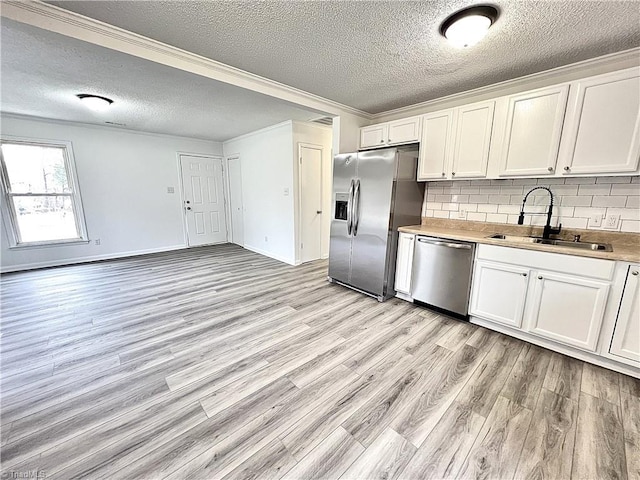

left=349, top=148, right=397, bottom=296
left=328, top=153, right=357, bottom=284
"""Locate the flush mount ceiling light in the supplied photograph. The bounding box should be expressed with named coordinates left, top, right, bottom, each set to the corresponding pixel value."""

left=76, top=94, right=114, bottom=111
left=440, top=5, right=499, bottom=48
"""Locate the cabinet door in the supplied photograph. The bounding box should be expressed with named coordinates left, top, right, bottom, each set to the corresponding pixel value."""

left=527, top=271, right=609, bottom=352
left=561, top=68, right=640, bottom=175
left=418, top=109, right=455, bottom=180
left=610, top=266, right=640, bottom=363
left=451, top=101, right=495, bottom=179
left=499, top=85, right=569, bottom=176
left=469, top=260, right=530, bottom=328
left=360, top=124, right=388, bottom=149
left=394, top=233, right=415, bottom=294
left=388, top=116, right=421, bottom=145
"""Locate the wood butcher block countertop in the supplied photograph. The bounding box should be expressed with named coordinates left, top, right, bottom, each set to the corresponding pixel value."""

left=399, top=218, right=640, bottom=263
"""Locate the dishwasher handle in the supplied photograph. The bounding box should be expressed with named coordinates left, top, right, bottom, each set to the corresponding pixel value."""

left=416, top=237, right=473, bottom=250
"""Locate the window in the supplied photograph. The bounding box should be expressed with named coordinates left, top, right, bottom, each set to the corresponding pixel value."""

left=0, top=138, right=88, bottom=247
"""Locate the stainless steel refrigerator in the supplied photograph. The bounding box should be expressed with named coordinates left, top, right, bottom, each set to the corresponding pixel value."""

left=328, top=146, right=424, bottom=301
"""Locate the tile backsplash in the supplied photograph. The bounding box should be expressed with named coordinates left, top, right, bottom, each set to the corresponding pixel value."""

left=422, top=176, right=640, bottom=233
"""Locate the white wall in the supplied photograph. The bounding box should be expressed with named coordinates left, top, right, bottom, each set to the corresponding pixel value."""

left=223, top=122, right=296, bottom=264
left=0, top=115, right=222, bottom=272
left=292, top=121, right=333, bottom=261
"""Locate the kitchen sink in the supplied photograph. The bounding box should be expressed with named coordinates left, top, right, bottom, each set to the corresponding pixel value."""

left=488, top=234, right=613, bottom=252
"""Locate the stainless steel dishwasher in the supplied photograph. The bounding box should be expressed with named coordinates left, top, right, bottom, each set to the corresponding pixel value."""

left=411, top=236, right=475, bottom=317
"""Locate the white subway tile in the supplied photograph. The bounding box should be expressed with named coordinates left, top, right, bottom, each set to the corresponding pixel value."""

left=473, top=180, right=493, bottom=186
left=537, top=178, right=565, bottom=185
left=424, top=209, right=434, bottom=216
left=478, top=186, right=501, bottom=194
left=467, top=194, right=489, bottom=203
left=449, top=211, right=464, bottom=220
left=560, top=217, right=589, bottom=229
left=632, top=176, right=640, bottom=184
left=460, top=187, right=480, bottom=194
left=507, top=214, right=520, bottom=224
left=621, top=220, right=640, bottom=233
left=435, top=194, right=452, bottom=202
left=596, top=176, right=632, bottom=184
left=605, top=208, right=640, bottom=220
left=451, top=194, right=469, bottom=203
left=626, top=196, right=640, bottom=208
left=433, top=210, right=449, bottom=218
left=512, top=179, right=538, bottom=186
left=425, top=202, right=442, bottom=210
left=578, top=184, right=611, bottom=196
left=546, top=185, right=578, bottom=196
left=460, top=203, right=478, bottom=213
left=426, top=194, right=436, bottom=201
left=611, top=184, right=640, bottom=196
left=497, top=205, right=521, bottom=214
left=488, top=195, right=511, bottom=204
left=467, top=212, right=487, bottom=222
left=441, top=203, right=459, bottom=211
left=574, top=207, right=607, bottom=218
left=500, top=186, right=524, bottom=194
left=442, top=186, right=461, bottom=195
left=591, top=196, right=627, bottom=207
left=491, top=179, right=512, bottom=186
left=428, top=186, right=444, bottom=195
left=486, top=213, right=508, bottom=223
left=565, top=177, right=596, bottom=184
left=558, top=196, right=592, bottom=207
left=510, top=195, right=524, bottom=204
left=477, top=204, right=499, bottom=213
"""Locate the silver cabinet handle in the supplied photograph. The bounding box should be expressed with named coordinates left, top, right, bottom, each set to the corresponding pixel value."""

left=564, top=166, right=570, bottom=171
left=347, top=179, right=354, bottom=235
left=548, top=167, right=554, bottom=172
left=452, top=172, right=456, bottom=176
left=186, top=207, right=192, bottom=211
left=353, top=179, right=361, bottom=236
left=442, top=172, right=446, bottom=177
left=522, top=273, right=528, bottom=277
left=316, top=210, right=322, bottom=214
left=417, top=238, right=472, bottom=249
left=538, top=275, right=543, bottom=280
left=633, top=271, right=639, bottom=276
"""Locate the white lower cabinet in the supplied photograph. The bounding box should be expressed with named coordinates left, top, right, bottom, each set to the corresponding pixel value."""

left=394, top=233, right=415, bottom=294
left=470, top=245, right=614, bottom=353
left=469, top=260, right=530, bottom=328
left=610, top=265, right=640, bottom=363
left=526, top=271, right=609, bottom=352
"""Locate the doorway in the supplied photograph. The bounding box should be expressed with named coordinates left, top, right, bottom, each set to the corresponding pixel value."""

left=179, top=154, right=227, bottom=247
left=226, top=156, right=244, bottom=246
left=298, top=143, right=323, bottom=263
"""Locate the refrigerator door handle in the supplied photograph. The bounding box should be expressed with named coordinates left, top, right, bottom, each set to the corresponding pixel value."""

left=347, top=179, right=355, bottom=235
left=353, top=179, right=361, bottom=236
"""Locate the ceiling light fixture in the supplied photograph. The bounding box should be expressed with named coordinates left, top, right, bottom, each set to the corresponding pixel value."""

left=76, top=94, right=114, bottom=111
left=440, top=5, right=499, bottom=48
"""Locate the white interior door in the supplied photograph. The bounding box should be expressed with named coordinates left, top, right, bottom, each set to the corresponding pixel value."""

left=179, top=154, right=227, bottom=247
left=227, top=156, right=244, bottom=246
left=299, top=144, right=323, bottom=263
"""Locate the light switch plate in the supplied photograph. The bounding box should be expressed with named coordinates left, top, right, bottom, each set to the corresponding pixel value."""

left=589, top=214, right=602, bottom=228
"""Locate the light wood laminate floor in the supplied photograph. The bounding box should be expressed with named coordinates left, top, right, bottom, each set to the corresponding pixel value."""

left=1, top=244, right=638, bottom=479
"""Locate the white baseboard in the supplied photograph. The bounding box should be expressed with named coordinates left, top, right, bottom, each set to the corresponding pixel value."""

left=242, top=244, right=296, bottom=266
left=0, top=244, right=188, bottom=273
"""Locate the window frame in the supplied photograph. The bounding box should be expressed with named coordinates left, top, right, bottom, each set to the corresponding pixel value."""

left=0, top=135, right=89, bottom=249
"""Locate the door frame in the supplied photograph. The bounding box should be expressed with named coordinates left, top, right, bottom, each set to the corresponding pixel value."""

left=176, top=152, right=229, bottom=247
left=224, top=154, right=243, bottom=246
left=297, top=142, right=324, bottom=264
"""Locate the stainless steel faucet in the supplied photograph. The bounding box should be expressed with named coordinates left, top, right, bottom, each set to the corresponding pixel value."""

left=517, top=186, right=562, bottom=239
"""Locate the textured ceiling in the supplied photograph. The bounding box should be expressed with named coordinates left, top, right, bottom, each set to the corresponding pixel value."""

left=0, top=19, right=328, bottom=142
left=47, top=0, right=640, bottom=114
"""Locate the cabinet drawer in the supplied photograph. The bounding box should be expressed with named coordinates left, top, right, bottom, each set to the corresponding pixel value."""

left=476, top=244, right=614, bottom=280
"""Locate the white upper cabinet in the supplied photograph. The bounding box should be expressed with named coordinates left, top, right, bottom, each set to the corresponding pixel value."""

left=499, top=85, right=569, bottom=177
left=360, top=124, right=388, bottom=149
left=417, top=109, right=456, bottom=180
left=610, top=265, right=640, bottom=364
left=451, top=100, right=496, bottom=179
left=388, top=116, right=422, bottom=145
left=559, top=68, right=640, bottom=175
left=359, top=116, right=421, bottom=149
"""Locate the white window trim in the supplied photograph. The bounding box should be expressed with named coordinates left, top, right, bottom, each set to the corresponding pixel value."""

left=0, top=135, right=89, bottom=249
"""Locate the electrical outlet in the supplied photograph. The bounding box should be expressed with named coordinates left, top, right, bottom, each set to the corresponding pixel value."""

left=283, top=188, right=289, bottom=196
left=589, top=214, right=603, bottom=228
left=458, top=209, right=466, bottom=219
left=94, top=239, right=101, bottom=246
left=604, top=214, right=620, bottom=229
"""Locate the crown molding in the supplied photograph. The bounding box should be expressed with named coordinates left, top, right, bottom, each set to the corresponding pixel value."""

left=373, top=47, right=640, bottom=121
left=1, top=1, right=372, bottom=120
